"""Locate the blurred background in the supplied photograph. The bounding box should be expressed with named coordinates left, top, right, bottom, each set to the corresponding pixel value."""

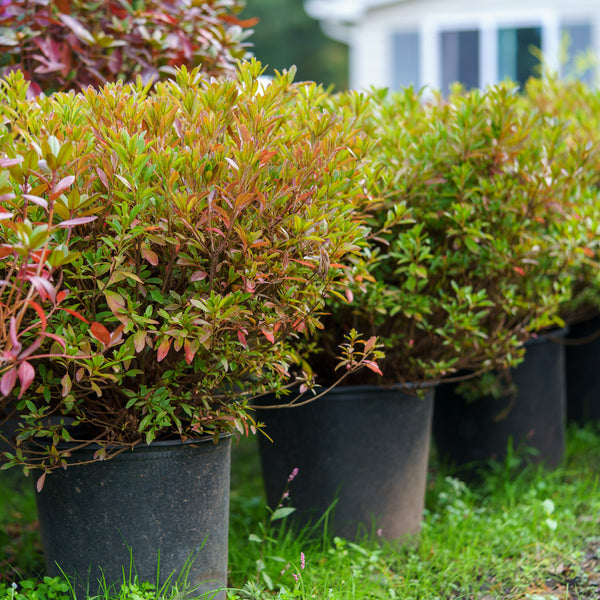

left=240, top=0, right=349, bottom=90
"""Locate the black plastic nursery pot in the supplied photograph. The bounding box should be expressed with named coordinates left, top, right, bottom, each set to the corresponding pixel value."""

left=34, top=436, right=231, bottom=599
left=255, top=385, right=433, bottom=541
left=433, top=330, right=566, bottom=471
left=565, top=315, right=600, bottom=424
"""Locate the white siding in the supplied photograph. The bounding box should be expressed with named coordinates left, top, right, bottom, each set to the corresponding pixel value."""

left=331, top=0, right=600, bottom=90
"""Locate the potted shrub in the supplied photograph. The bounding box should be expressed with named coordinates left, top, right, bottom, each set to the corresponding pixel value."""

left=0, top=61, right=377, bottom=595
left=0, top=0, right=255, bottom=96
left=256, top=82, right=589, bottom=536
left=525, top=74, right=600, bottom=425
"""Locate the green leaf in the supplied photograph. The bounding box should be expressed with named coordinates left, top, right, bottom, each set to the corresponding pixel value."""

left=271, top=506, right=296, bottom=521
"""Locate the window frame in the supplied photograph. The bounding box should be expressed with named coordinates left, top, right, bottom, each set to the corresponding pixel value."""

left=419, top=10, right=561, bottom=91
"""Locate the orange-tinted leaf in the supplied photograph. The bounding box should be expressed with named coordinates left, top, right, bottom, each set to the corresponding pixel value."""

left=513, top=266, right=525, bottom=276
left=36, top=472, right=46, bottom=492
left=90, top=322, right=111, bottom=346
left=184, top=339, right=195, bottom=364
left=104, top=290, right=126, bottom=317
left=261, top=328, right=275, bottom=343
left=141, top=247, right=159, bottom=266
left=363, top=360, right=383, bottom=376
left=583, top=247, right=595, bottom=258
left=157, top=338, right=171, bottom=362
left=221, top=14, right=259, bottom=27
left=133, top=330, right=147, bottom=353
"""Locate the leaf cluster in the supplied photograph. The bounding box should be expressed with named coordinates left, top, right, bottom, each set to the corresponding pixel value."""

left=0, top=60, right=374, bottom=471
left=0, top=0, right=253, bottom=96
left=312, top=83, right=598, bottom=387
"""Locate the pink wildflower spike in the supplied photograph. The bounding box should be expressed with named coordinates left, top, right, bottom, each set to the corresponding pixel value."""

left=300, top=552, right=305, bottom=570
left=377, top=528, right=383, bottom=537
left=288, top=467, right=299, bottom=482
left=292, top=573, right=299, bottom=583
left=282, top=491, right=290, bottom=500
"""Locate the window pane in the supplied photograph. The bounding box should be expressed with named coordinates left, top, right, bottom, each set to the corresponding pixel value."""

left=440, top=30, right=479, bottom=95
left=561, top=23, right=593, bottom=83
left=392, top=31, right=420, bottom=90
left=498, top=26, right=541, bottom=87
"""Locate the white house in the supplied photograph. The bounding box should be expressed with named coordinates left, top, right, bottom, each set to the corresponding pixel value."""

left=304, top=0, right=599, bottom=92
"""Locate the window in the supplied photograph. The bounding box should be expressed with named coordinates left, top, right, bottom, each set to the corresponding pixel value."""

left=497, top=26, right=542, bottom=87
left=561, top=23, right=593, bottom=83
left=392, top=31, right=420, bottom=90
left=391, top=14, right=595, bottom=94
left=440, top=29, right=480, bottom=94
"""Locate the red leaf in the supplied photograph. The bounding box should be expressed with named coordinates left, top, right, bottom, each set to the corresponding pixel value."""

left=237, top=330, right=248, bottom=347
left=56, top=290, right=68, bottom=304
left=90, top=322, right=111, bottom=346
left=513, top=266, right=525, bottom=276
left=59, top=307, right=89, bottom=323
left=58, top=216, right=97, bottom=228
left=0, top=246, right=13, bottom=258
left=17, top=361, right=35, bottom=397
left=27, top=300, right=47, bottom=330
left=0, top=368, right=17, bottom=397
left=157, top=338, right=171, bottom=362
left=36, top=472, right=46, bottom=493
left=345, top=288, right=354, bottom=303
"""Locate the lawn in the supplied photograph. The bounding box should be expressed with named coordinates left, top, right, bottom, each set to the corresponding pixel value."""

left=1, top=425, right=600, bottom=599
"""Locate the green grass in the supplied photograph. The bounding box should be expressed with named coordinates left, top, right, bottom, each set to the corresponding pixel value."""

left=2, top=425, right=600, bottom=599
